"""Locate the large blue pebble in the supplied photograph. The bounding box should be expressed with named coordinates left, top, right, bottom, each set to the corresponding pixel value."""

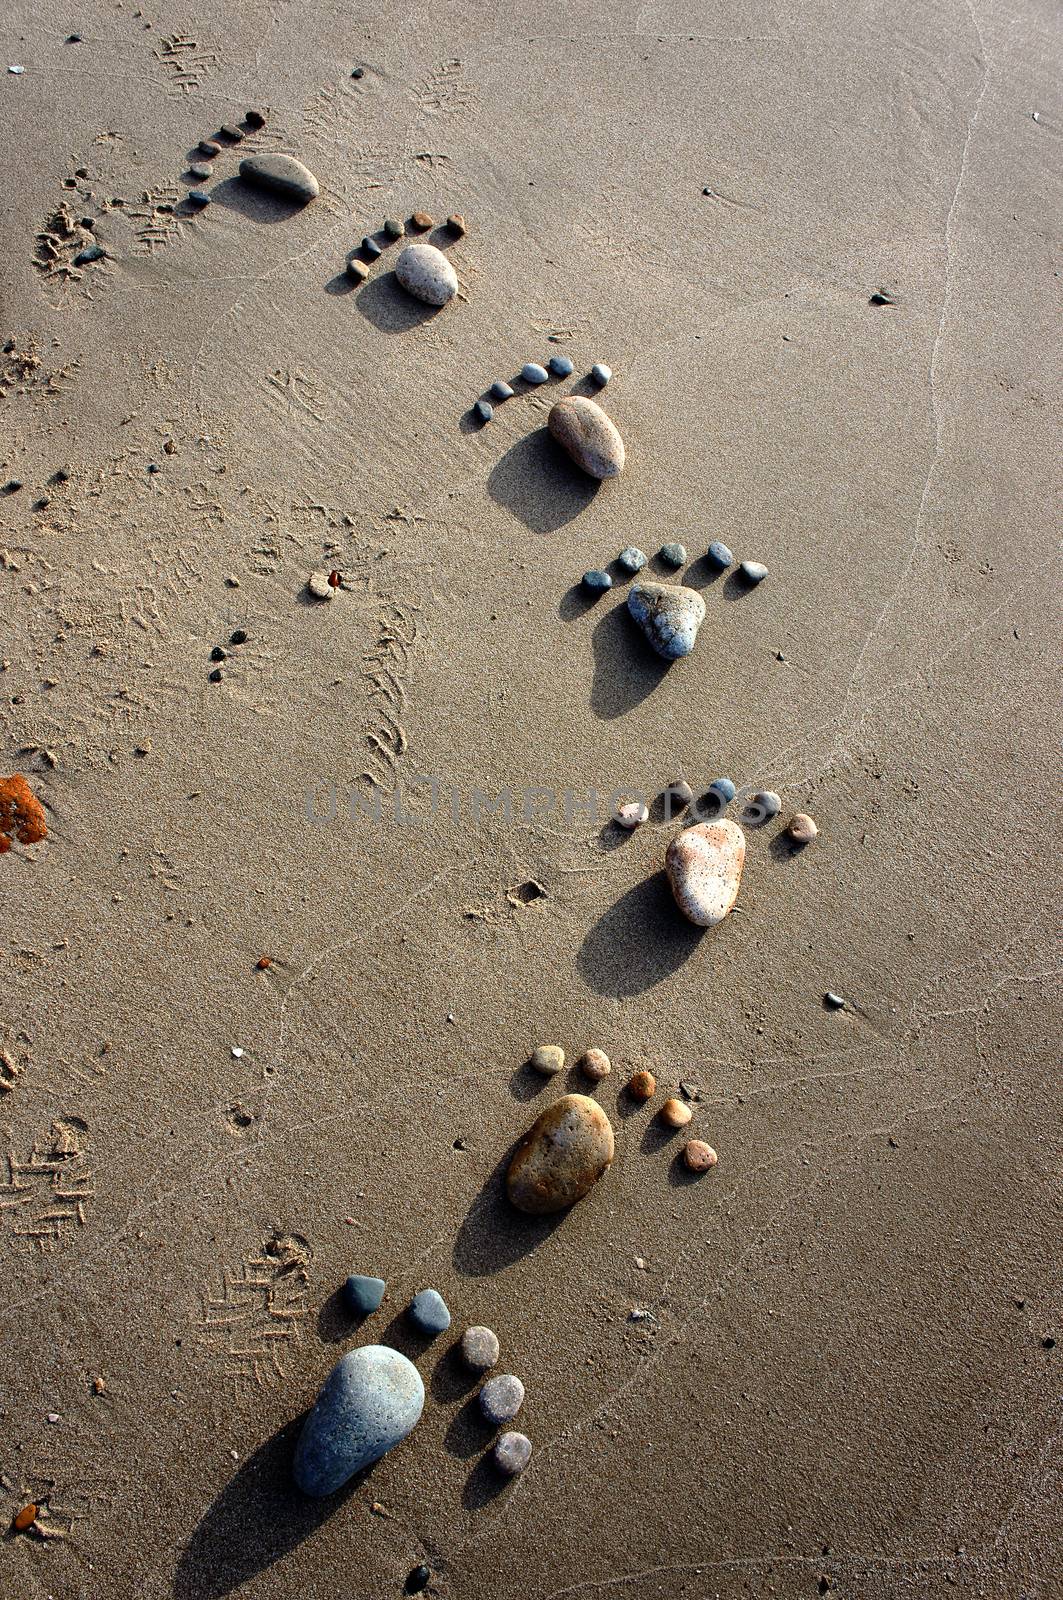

left=582, top=569, right=613, bottom=594
left=548, top=354, right=574, bottom=377
left=521, top=362, right=549, bottom=384
left=707, top=540, right=733, bottom=568
left=344, top=1273, right=386, bottom=1314
left=293, top=1345, right=424, bottom=1496
left=409, top=1288, right=450, bottom=1334
left=627, top=581, right=705, bottom=660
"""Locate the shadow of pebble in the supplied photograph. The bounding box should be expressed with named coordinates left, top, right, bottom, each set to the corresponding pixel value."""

left=376, top=1307, right=439, bottom=1363
left=355, top=271, right=441, bottom=334
left=173, top=1414, right=369, bottom=1599
left=205, top=175, right=311, bottom=224
left=462, top=1453, right=510, bottom=1510
left=558, top=583, right=599, bottom=621
left=429, top=1342, right=477, bottom=1404
left=452, top=1139, right=565, bottom=1276
left=589, top=602, right=672, bottom=721
left=769, top=829, right=805, bottom=862
left=576, top=871, right=705, bottom=998
left=486, top=427, right=599, bottom=534
left=682, top=553, right=729, bottom=590
left=444, top=1394, right=496, bottom=1461
left=509, top=1062, right=550, bottom=1101
left=640, top=1118, right=679, bottom=1154
left=316, top=1284, right=357, bottom=1344
left=668, top=1149, right=709, bottom=1187
left=324, top=270, right=357, bottom=296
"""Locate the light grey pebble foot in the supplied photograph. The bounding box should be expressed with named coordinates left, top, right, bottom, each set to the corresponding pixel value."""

left=493, top=1431, right=532, bottom=1475
left=479, top=1374, right=525, bottom=1424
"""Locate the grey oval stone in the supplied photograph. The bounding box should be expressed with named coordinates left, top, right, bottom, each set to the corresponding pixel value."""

left=522, top=362, right=549, bottom=384
left=344, top=1273, right=385, bottom=1314
left=493, top=1430, right=532, bottom=1475
left=582, top=569, right=612, bottom=594
left=395, top=242, right=458, bottom=306
left=547, top=396, right=625, bottom=480
left=739, top=559, right=768, bottom=584
left=409, top=1288, right=450, bottom=1333
left=293, top=1345, right=424, bottom=1496
left=239, top=152, right=319, bottom=203
left=479, top=1374, right=525, bottom=1424
left=707, top=540, right=733, bottom=568
left=461, top=1325, right=500, bottom=1372
left=659, top=542, right=687, bottom=566
left=506, top=1093, right=615, bottom=1214
left=548, top=354, right=574, bottom=377
left=490, top=380, right=514, bottom=401
left=627, top=581, right=705, bottom=659
left=475, top=399, right=493, bottom=423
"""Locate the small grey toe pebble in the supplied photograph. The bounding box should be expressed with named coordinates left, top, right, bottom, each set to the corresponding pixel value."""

left=479, top=1374, right=525, bottom=1424
left=460, top=1325, right=500, bottom=1372
left=493, top=1431, right=532, bottom=1475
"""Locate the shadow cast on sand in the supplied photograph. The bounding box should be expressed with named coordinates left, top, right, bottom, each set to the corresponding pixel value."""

left=173, top=1414, right=369, bottom=1599
left=452, top=1138, right=565, bottom=1276
left=206, top=175, right=312, bottom=225
left=355, top=271, right=442, bottom=333
left=590, top=603, right=673, bottom=720
left=486, top=428, right=599, bottom=534
left=577, top=871, right=705, bottom=997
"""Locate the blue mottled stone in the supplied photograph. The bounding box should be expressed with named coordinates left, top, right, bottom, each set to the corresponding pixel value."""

left=548, top=354, right=574, bottom=377
left=708, top=777, right=736, bottom=806
left=590, top=362, right=612, bottom=386
left=187, top=189, right=211, bottom=207
left=363, top=236, right=382, bottom=259
left=344, top=1273, right=385, bottom=1314
left=490, top=380, right=514, bottom=401
left=293, top=1345, right=424, bottom=1496
left=582, top=569, right=613, bottom=594
left=627, top=582, right=705, bottom=660
left=739, top=559, right=768, bottom=584
left=659, top=542, right=687, bottom=567
left=474, top=399, right=494, bottom=423
left=707, top=540, right=733, bottom=568
left=617, top=546, right=648, bottom=575
left=409, top=1288, right=450, bottom=1334
left=521, top=362, right=549, bottom=384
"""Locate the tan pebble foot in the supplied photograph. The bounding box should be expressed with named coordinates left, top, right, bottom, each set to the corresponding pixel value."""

left=660, top=1097, right=692, bottom=1128
left=683, top=1138, right=717, bottom=1172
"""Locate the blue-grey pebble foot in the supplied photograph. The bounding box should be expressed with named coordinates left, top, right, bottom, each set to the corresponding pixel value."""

left=344, top=1273, right=386, bottom=1315
left=739, top=559, right=768, bottom=584
left=548, top=354, right=574, bottom=377
left=475, top=399, right=493, bottom=423
left=293, top=1345, right=424, bottom=1496
left=409, top=1288, right=451, bottom=1334
left=591, top=362, right=612, bottom=386
left=582, top=569, right=613, bottom=594
left=707, top=540, right=733, bottom=568
left=490, top=380, right=514, bottom=401
left=479, top=1373, right=525, bottom=1424
left=617, top=546, right=648, bottom=575
left=521, top=362, right=549, bottom=384
left=659, top=542, right=687, bottom=566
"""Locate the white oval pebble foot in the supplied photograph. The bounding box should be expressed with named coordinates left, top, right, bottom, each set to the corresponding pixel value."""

left=665, top=819, right=746, bottom=927
left=394, top=242, right=458, bottom=306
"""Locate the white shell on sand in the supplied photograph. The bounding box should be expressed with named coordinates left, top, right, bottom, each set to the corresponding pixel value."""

left=547, top=396, right=625, bottom=479
left=394, top=242, right=458, bottom=306
left=665, top=819, right=746, bottom=927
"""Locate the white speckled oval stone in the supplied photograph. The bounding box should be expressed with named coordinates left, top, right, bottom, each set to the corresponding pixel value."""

left=239, top=153, right=319, bottom=203
left=665, top=819, right=746, bottom=927
left=547, top=396, right=625, bottom=479
left=394, top=242, right=458, bottom=306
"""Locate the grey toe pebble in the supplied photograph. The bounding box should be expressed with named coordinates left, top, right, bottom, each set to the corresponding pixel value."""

left=493, top=1430, right=532, bottom=1475
left=490, top=380, right=514, bottom=401
left=521, top=362, right=549, bottom=384
left=591, top=362, right=612, bottom=386
left=363, top=236, right=382, bottom=259
left=475, top=399, right=494, bottom=423
left=582, top=569, right=612, bottom=594
left=707, top=540, right=733, bottom=568
left=479, top=1373, right=525, bottom=1424
left=739, top=559, right=768, bottom=584
left=548, top=354, right=574, bottom=377
left=409, top=1288, right=451, bottom=1334
left=659, top=542, right=687, bottom=566
left=617, top=546, right=647, bottom=574
left=460, top=1325, right=500, bottom=1372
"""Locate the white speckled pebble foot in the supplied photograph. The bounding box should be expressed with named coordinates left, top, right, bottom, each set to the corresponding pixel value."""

left=665, top=819, right=746, bottom=927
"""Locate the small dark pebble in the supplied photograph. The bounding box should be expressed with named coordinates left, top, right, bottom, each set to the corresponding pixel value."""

left=245, top=109, right=266, bottom=128
left=363, top=237, right=382, bottom=259
left=405, top=1567, right=431, bottom=1595
left=210, top=646, right=227, bottom=662
left=80, top=216, right=95, bottom=229
left=189, top=162, right=212, bottom=179
left=869, top=290, right=898, bottom=306
left=447, top=212, right=466, bottom=236
left=208, top=668, right=223, bottom=683
left=582, top=569, right=613, bottom=595
left=147, top=462, right=161, bottom=473
left=383, top=218, right=404, bottom=239
left=53, top=468, right=69, bottom=482
left=474, top=399, right=493, bottom=423
left=66, top=33, right=82, bottom=42
left=188, top=190, right=211, bottom=207
left=230, top=629, right=248, bottom=645
left=351, top=66, right=364, bottom=78
left=73, top=243, right=105, bottom=266
left=34, top=497, right=50, bottom=511
left=199, top=140, right=221, bottom=158
left=219, top=123, right=244, bottom=141
left=1043, top=1336, right=1056, bottom=1349
left=2, top=480, right=23, bottom=494
left=490, top=380, right=514, bottom=401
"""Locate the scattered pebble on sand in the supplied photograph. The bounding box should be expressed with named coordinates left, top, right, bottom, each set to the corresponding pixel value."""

left=617, top=546, right=647, bottom=574
left=245, top=109, right=266, bottom=128
left=529, top=1043, right=564, bottom=1076
left=188, top=190, right=211, bottom=207
left=409, top=1289, right=451, bottom=1334
left=208, top=667, right=223, bottom=683
left=548, top=396, right=625, bottom=479
left=0, top=774, right=48, bottom=854
left=507, top=1094, right=615, bottom=1213
left=787, top=812, right=818, bottom=844
left=12, top=1504, right=37, bottom=1532
left=73, top=243, right=105, bottom=266
left=490, top=379, right=514, bottom=401
left=521, top=362, right=549, bottom=384
left=591, top=362, right=612, bottom=385
left=582, top=568, right=613, bottom=594
left=239, top=152, right=319, bottom=202
left=740, top=790, right=781, bottom=828
left=474, top=399, right=493, bottom=423
left=230, top=1046, right=244, bottom=1058
left=493, top=1430, right=532, bottom=1475
left=627, top=581, right=705, bottom=659
left=395, top=242, right=458, bottom=305
left=824, top=992, right=846, bottom=1010
left=628, top=1069, right=656, bottom=1102
left=576, top=1047, right=611, bottom=1081
left=616, top=800, right=648, bottom=829
left=683, top=1139, right=718, bottom=1172
left=548, top=354, right=574, bottom=377
left=405, top=1566, right=432, bottom=1595
left=666, top=819, right=746, bottom=926
left=660, top=1097, right=693, bottom=1128
left=231, top=628, right=248, bottom=644
left=707, top=540, right=733, bottom=568
left=293, top=1346, right=425, bottom=1496
left=739, top=559, right=768, bottom=585
left=460, top=1325, right=500, bottom=1372
left=659, top=541, right=687, bottom=566
left=344, top=1273, right=386, bottom=1314
left=479, top=1374, right=525, bottom=1424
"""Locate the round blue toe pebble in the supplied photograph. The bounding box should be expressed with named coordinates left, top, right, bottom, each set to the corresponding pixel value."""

left=521, top=362, right=549, bottom=384
left=490, top=380, right=514, bottom=401
left=409, top=1288, right=451, bottom=1334
left=617, top=546, right=647, bottom=574
left=344, top=1273, right=386, bottom=1315
left=591, top=362, right=612, bottom=386
left=707, top=540, right=733, bottom=568
left=548, top=354, right=574, bottom=377
left=659, top=542, right=687, bottom=567
left=582, top=569, right=613, bottom=594
left=474, top=399, right=493, bottom=422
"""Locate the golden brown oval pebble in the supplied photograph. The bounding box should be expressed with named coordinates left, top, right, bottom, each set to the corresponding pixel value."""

left=660, top=1097, right=692, bottom=1128
left=577, top=1047, right=611, bottom=1082
left=506, top=1094, right=615, bottom=1214
left=446, top=212, right=466, bottom=235
left=13, top=1503, right=38, bottom=1532
left=628, top=1069, right=656, bottom=1102
left=683, top=1138, right=718, bottom=1172
left=787, top=812, right=818, bottom=844
left=530, top=1043, right=564, bottom=1076
left=410, top=211, right=434, bottom=230
left=548, top=395, right=625, bottom=480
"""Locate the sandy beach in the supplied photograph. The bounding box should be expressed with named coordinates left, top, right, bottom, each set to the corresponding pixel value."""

left=1, top=1, right=1060, bottom=1595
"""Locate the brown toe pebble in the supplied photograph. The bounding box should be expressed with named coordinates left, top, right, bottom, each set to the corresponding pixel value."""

left=660, top=1097, right=692, bottom=1128
left=446, top=212, right=467, bottom=235
left=628, top=1069, right=656, bottom=1102
left=13, top=1503, right=38, bottom=1532
left=410, top=211, right=434, bottom=230
left=787, top=812, right=818, bottom=844
left=577, top=1048, right=611, bottom=1082
left=683, top=1139, right=718, bottom=1172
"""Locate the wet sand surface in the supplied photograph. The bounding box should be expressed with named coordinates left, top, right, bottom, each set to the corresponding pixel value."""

left=1, top=1, right=1060, bottom=1596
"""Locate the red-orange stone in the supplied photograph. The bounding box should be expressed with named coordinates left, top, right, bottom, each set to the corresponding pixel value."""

left=0, top=775, right=47, bottom=854
left=13, top=1503, right=38, bottom=1532
left=628, top=1069, right=656, bottom=1102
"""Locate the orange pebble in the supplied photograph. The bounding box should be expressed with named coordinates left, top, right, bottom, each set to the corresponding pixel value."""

left=256, top=956, right=272, bottom=970
left=628, top=1069, right=656, bottom=1102
left=0, top=774, right=47, bottom=854
left=660, top=1097, right=692, bottom=1128
left=13, top=1503, right=38, bottom=1532
left=328, top=570, right=341, bottom=588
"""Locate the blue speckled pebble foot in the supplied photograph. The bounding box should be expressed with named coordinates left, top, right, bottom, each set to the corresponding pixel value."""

left=490, top=380, right=514, bottom=401
left=293, top=1345, right=424, bottom=1496
left=617, top=546, right=647, bottom=575
left=548, top=354, right=574, bottom=377
left=521, top=362, right=549, bottom=384
left=659, top=542, right=687, bottom=566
